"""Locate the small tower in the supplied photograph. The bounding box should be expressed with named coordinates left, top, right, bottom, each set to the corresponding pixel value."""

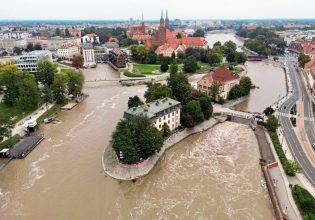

left=165, top=9, right=170, bottom=29
left=160, top=10, right=165, bottom=26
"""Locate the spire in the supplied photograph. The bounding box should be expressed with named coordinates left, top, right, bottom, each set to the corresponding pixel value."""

left=142, top=12, right=144, bottom=22
left=161, top=10, right=164, bottom=19
left=160, top=9, right=165, bottom=25
left=165, top=9, right=170, bottom=29
left=166, top=9, right=168, bottom=19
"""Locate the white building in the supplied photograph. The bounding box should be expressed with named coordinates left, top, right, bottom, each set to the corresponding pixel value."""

left=57, top=45, right=79, bottom=60
left=82, top=43, right=95, bottom=67
left=27, top=37, right=81, bottom=51
left=0, top=39, right=27, bottom=49
left=81, top=34, right=100, bottom=44
left=124, top=97, right=181, bottom=131
left=14, top=50, right=52, bottom=73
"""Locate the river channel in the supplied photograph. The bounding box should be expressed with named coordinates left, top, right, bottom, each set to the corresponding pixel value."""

left=0, top=32, right=281, bottom=219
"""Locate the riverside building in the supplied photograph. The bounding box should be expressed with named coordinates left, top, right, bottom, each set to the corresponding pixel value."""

left=124, top=97, right=181, bottom=131
left=14, top=50, right=52, bottom=73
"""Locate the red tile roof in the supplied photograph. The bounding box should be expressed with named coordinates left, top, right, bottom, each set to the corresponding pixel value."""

left=305, top=60, right=315, bottom=69
left=203, top=67, right=239, bottom=84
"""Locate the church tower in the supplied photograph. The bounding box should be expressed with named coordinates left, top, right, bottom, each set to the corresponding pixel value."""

left=165, top=10, right=170, bottom=30
left=160, top=10, right=165, bottom=26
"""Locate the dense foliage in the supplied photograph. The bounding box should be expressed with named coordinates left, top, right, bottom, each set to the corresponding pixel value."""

left=265, top=115, right=279, bottom=132
left=112, top=115, right=163, bottom=164
left=237, top=27, right=286, bottom=55
left=292, top=185, right=315, bottom=220
left=196, top=93, right=213, bottom=120
left=128, top=96, right=143, bottom=108
left=72, top=55, right=84, bottom=69
left=228, top=76, right=252, bottom=100
left=168, top=72, right=191, bottom=104
left=36, top=58, right=58, bottom=86
left=144, top=83, right=174, bottom=102
left=263, top=106, right=275, bottom=116
left=181, top=100, right=205, bottom=128
left=298, top=54, right=311, bottom=68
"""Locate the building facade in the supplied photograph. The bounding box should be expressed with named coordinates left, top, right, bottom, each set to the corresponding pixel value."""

left=14, top=50, right=53, bottom=73
left=124, top=97, right=181, bottom=131
left=81, top=34, right=100, bottom=44
left=197, top=67, right=240, bottom=99
left=82, top=43, right=95, bottom=67
left=109, top=48, right=128, bottom=68
left=57, top=45, right=79, bottom=60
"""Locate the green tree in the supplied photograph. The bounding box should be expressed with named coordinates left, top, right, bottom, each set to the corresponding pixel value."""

left=239, top=76, right=252, bottom=95
left=170, top=62, right=179, bottom=75
left=36, top=58, right=58, bottom=86
left=213, top=41, right=222, bottom=48
left=13, top=47, right=22, bottom=55
left=128, top=96, right=143, bottom=108
left=112, top=115, right=163, bottom=164
left=161, top=123, right=172, bottom=138
left=168, top=72, right=191, bottom=104
left=0, top=116, right=11, bottom=142
left=0, top=65, right=21, bottom=106
left=193, top=29, right=205, bottom=37
left=223, top=40, right=237, bottom=55
left=265, top=115, right=279, bottom=132
left=298, top=54, right=311, bottom=68
left=264, top=106, right=275, bottom=116
left=176, top=32, right=182, bottom=39
left=197, top=93, right=213, bottom=119
left=16, top=72, right=41, bottom=110
left=209, top=83, right=220, bottom=100
left=184, top=56, right=197, bottom=73
left=160, top=62, right=169, bottom=72
left=26, top=43, right=34, bottom=52
left=65, top=28, right=70, bottom=37
left=181, top=100, right=204, bottom=128
left=171, top=51, right=176, bottom=61
left=42, top=85, right=53, bottom=103
left=207, top=51, right=223, bottom=65
left=144, top=83, right=174, bottom=102
left=66, top=70, right=84, bottom=96
left=51, top=73, right=69, bottom=104
left=235, top=52, right=247, bottom=64
left=55, top=28, right=61, bottom=36
left=34, top=43, right=42, bottom=50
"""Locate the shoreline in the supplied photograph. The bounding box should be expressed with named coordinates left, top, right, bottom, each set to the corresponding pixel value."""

left=102, top=118, right=222, bottom=181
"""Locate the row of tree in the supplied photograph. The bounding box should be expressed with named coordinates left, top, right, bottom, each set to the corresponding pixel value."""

left=227, top=76, right=252, bottom=100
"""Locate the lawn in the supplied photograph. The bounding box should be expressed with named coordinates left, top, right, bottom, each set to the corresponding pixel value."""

left=0, top=134, right=21, bottom=150
left=197, top=61, right=210, bottom=72
left=292, top=185, right=315, bottom=220
left=36, top=104, right=60, bottom=124
left=132, top=64, right=162, bottom=75
left=0, top=103, right=35, bottom=125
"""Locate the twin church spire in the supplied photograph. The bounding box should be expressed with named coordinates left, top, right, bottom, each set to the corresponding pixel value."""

left=160, top=9, right=169, bottom=29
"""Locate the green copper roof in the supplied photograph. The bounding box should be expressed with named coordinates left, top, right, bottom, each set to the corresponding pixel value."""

left=125, top=97, right=180, bottom=119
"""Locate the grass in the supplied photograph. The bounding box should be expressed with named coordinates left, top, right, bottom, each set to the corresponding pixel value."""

left=0, top=103, right=35, bottom=125
left=0, top=134, right=21, bottom=150
left=312, top=103, right=315, bottom=118
left=36, top=105, right=60, bottom=124
left=269, top=131, right=300, bottom=176
left=291, top=185, right=315, bottom=220
left=197, top=61, right=210, bottom=72
left=133, top=64, right=162, bottom=75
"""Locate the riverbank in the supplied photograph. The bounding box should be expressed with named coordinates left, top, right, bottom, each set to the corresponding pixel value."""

left=102, top=118, right=222, bottom=180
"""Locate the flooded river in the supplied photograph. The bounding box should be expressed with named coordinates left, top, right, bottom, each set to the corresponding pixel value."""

left=0, top=64, right=274, bottom=219
left=206, top=31, right=287, bottom=112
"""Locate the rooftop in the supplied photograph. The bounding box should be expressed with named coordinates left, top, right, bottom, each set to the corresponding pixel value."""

left=125, top=97, right=180, bottom=120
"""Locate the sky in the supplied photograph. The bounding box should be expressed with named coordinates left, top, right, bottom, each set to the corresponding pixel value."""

left=1, top=0, right=314, bottom=20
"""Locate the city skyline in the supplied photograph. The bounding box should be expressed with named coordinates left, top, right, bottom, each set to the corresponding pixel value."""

left=1, top=0, right=315, bottom=20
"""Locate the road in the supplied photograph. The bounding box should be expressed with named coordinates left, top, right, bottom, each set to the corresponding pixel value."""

left=278, top=55, right=315, bottom=185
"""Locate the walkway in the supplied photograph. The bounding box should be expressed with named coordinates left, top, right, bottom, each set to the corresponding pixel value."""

left=11, top=103, right=54, bottom=137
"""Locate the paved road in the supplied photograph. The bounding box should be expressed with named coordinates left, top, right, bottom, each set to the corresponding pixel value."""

left=278, top=56, right=315, bottom=185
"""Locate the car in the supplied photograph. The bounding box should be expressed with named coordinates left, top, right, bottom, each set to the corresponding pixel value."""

left=312, top=143, right=315, bottom=150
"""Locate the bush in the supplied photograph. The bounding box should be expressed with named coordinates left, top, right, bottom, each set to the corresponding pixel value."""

left=0, top=134, right=21, bottom=150
left=265, top=115, right=279, bottom=132
left=123, top=71, right=145, bottom=78
left=160, top=62, right=169, bottom=72
left=181, top=100, right=204, bottom=128
left=292, top=185, right=315, bottom=220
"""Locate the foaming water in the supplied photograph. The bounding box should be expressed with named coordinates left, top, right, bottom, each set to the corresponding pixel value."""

left=115, top=122, right=274, bottom=220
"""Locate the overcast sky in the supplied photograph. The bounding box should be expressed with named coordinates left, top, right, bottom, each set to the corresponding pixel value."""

left=1, top=0, right=314, bottom=20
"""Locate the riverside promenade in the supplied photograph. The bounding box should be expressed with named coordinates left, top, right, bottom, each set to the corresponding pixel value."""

left=102, top=118, right=221, bottom=180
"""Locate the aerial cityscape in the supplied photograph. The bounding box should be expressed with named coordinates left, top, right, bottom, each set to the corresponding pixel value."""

left=0, top=0, right=315, bottom=219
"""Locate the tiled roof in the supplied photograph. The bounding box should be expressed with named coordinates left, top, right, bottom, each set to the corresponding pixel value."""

left=200, top=67, right=239, bottom=85
left=305, top=60, right=315, bottom=69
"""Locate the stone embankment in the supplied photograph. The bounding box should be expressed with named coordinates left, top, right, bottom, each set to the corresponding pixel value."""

left=102, top=118, right=223, bottom=180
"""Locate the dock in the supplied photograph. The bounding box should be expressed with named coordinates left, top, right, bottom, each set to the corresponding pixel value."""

left=9, top=135, right=44, bottom=159
left=61, top=102, right=78, bottom=111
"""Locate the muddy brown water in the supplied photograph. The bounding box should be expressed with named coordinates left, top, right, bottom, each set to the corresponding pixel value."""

left=0, top=43, right=276, bottom=219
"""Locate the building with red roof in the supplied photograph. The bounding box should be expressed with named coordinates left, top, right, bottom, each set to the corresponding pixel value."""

left=289, top=41, right=315, bottom=59
left=197, top=67, right=240, bottom=99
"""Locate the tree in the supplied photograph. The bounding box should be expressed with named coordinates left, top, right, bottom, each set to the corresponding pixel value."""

left=51, top=73, right=69, bottom=104
left=65, top=28, right=70, bottom=37
left=223, top=40, right=237, bottom=55
left=13, top=47, right=22, bottom=55
left=170, top=62, right=178, bottom=75
left=112, top=115, right=163, bottom=164
left=55, top=28, right=61, bottom=36
left=298, top=54, right=311, bottom=68
left=197, top=93, right=213, bottom=120
left=264, top=106, right=275, bottom=116
left=144, top=83, right=174, bottom=102
left=42, top=85, right=53, bottom=103
left=0, top=65, right=21, bottom=106
left=213, top=41, right=222, bottom=48
left=239, top=76, right=252, bottom=95
left=36, top=58, right=58, bottom=86
left=176, top=33, right=182, bottom=39
left=265, top=115, right=279, bottom=132
left=207, top=51, right=223, bottom=65
left=209, top=83, right=220, bottom=100
left=171, top=51, right=176, bottom=61
left=72, top=55, right=84, bottom=69
left=16, top=72, right=41, bottom=110
left=181, top=100, right=204, bottom=128
left=161, top=123, right=172, bottom=138
left=168, top=72, right=191, bottom=104
left=184, top=56, right=197, bottom=73
left=34, top=43, right=42, bottom=50
left=235, top=52, right=247, bottom=64
left=193, top=29, right=205, bottom=37
left=128, top=96, right=143, bottom=108
left=66, top=70, right=84, bottom=96
left=160, top=62, right=169, bottom=73
left=26, top=43, right=34, bottom=52
left=0, top=116, right=11, bottom=142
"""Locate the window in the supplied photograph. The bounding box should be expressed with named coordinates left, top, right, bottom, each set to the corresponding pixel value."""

left=168, top=114, right=170, bottom=118
left=159, top=125, right=161, bottom=128
left=159, top=118, right=161, bottom=122
left=172, top=112, right=174, bottom=116
left=164, top=116, right=166, bottom=120
left=168, top=120, right=170, bottom=124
